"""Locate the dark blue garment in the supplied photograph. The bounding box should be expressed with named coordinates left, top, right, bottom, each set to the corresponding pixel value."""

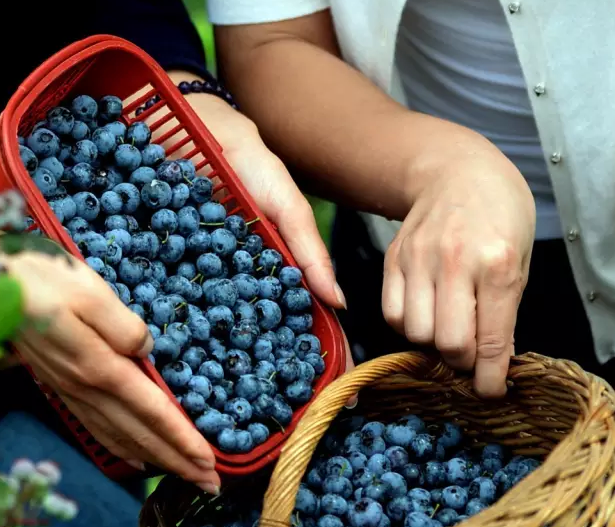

left=0, top=412, right=142, bottom=527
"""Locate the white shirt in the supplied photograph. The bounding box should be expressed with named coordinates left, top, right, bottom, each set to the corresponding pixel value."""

left=396, top=0, right=560, bottom=240
left=208, top=0, right=615, bottom=364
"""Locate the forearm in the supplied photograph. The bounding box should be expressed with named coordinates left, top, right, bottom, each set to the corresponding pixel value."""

left=216, top=15, right=510, bottom=220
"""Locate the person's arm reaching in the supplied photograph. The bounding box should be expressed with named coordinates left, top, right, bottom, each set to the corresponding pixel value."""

left=214, top=10, right=537, bottom=398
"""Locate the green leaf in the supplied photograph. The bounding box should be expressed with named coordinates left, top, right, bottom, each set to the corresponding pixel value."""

left=0, top=275, right=25, bottom=342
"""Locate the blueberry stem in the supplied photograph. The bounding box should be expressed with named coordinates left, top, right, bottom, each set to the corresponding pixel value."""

left=431, top=503, right=440, bottom=518
left=161, top=232, right=169, bottom=244
left=200, top=222, right=224, bottom=227
left=270, top=265, right=276, bottom=277
left=246, top=217, right=260, bottom=226
left=163, top=324, right=168, bottom=334
left=321, top=351, right=328, bottom=358
left=183, top=177, right=194, bottom=186
left=175, top=302, right=187, bottom=311
left=252, top=253, right=261, bottom=260
left=255, top=266, right=263, bottom=272
left=268, top=371, right=277, bottom=382
left=190, top=273, right=202, bottom=283
left=249, top=297, right=258, bottom=304
left=271, top=416, right=285, bottom=433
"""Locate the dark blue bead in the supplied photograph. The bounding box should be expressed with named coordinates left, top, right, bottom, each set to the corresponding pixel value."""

left=135, top=107, right=145, bottom=116
left=178, top=81, right=191, bottom=94
left=190, top=80, right=203, bottom=93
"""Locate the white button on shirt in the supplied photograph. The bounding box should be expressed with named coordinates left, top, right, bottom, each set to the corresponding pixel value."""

left=208, top=0, right=615, bottom=364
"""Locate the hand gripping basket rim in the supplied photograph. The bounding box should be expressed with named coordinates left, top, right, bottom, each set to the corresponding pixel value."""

left=0, top=35, right=345, bottom=479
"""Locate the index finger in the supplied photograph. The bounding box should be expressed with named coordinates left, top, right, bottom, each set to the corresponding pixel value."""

left=474, top=254, right=522, bottom=398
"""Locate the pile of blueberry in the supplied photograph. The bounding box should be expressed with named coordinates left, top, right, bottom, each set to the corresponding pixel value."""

left=18, top=94, right=326, bottom=454
left=291, top=415, right=540, bottom=527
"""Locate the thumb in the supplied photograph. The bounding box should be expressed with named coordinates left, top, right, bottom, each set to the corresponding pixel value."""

left=272, top=192, right=346, bottom=310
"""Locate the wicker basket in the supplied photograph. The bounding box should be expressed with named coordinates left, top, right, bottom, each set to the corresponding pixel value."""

left=141, top=351, right=615, bottom=527
left=260, top=351, right=615, bottom=527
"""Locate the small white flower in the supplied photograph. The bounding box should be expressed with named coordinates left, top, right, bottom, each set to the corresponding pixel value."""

left=35, top=461, right=62, bottom=486
left=10, top=458, right=36, bottom=480
left=42, top=492, right=78, bottom=520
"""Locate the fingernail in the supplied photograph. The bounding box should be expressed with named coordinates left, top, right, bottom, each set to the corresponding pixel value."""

left=344, top=396, right=359, bottom=410
left=125, top=459, right=146, bottom=471
left=197, top=482, right=220, bottom=495
left=139, top=332, right=154, bottom=357
left=193, top=458, right=216, bottom=470
left=334, top=283, right=347, bottom=309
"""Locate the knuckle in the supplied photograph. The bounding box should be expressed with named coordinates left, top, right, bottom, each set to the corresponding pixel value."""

left=55, top=375, right=80, bottom=396
left=477, top=334, right=510, bottom=359
left=404, top=320, right=432, bottom=345
left=405, top=234, right=428, bottom=261
left=480, top=241, right=519, bottom=277
left=439, top=235, right=464, bottom=269
left=123, top=320, right=150, bottom=353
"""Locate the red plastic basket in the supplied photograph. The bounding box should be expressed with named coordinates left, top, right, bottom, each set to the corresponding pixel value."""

left=0, top=35, right=346, bottom=480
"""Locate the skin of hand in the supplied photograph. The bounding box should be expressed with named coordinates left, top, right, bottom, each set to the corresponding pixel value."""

left=1, top=251, right=221, bottom=495
left=164, top=71, right=355, bottom=376
left=382, top=150, right=536, bottom=398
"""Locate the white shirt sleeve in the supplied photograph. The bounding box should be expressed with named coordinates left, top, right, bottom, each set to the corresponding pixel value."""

left=207, top=0, right=330, bottom=25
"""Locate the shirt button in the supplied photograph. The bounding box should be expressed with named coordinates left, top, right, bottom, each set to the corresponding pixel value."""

left=567, top=229, right=579, bottom=242
left=508, top=2, right=521, bottom=13
left=587, top=291, right=598, bottom=302
left=550, top=152, right=562, bottom=164
left=534, top=83, right=546, bottom=96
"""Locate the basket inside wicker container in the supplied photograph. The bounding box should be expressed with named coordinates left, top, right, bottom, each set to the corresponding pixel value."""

left=258, top=352, right=615, bottom=527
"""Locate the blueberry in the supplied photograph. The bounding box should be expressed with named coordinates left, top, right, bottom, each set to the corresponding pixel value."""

left=298, top=361, right=316, bottom=383
left=410, top=433, right=434, bottom=462
left=100, top=191, right=122, bottom=214
left=177, top=206, right=200, bottom=235
left=254, top=361, right=276, bottom=381
left=235, top=374, right=261, bottom=401
left=246, top=423, right=269, bottom=446
left=253, top=338, right=274, bottom=362
left=446, top=458, right=469, bottom=486
left=210, top=228, right=237, bottom=258
left=320, top=494, right=348, bottom=517
left=360, top=436, right=387, bottom=457
left=295, top=485, right=319, bottom=517
left=251, top=393, right=274, bottom=420
left=209, top=385, right=228, bottom=410
left=187, top=311, right=211, bottom=341
left=197, top=361, right=224, bottom=384
left=150, top=296, right=177, bottom=326
left=235, top=429, right=254, bottom=453
left=468, top=476, right=496, bottom=504
left=199, top=201, right=226, bottom=223
left=159, top=234, right=186, bottom=264
left=399, top=415, right=426, bottom=432
left=105, top=241, right=123, bottom=266
left=285, top=314, right=313, bottom=333
left=186, top=230, right=211, bottom=255
left=175, top=262, right=196, bottom=281
left=176, top=159, right=196, bottom=180
left=347, top=498, right=383, bottom=527
left=249, top=299, right=279, bottom=330
left=482, top=444, right=504, bottom=461
left=184, top=375, right=212, bottom=400
left=190, top=176, right=213, bottom=203
left=366, top=454, right=391, bottom=477
left=271, top=394, right=293, bottom=425
left=259, top=276, right=282, bottom=300
left=304, top=353, right=325, bottom=375
left=132, top=282, right=158, bottom=307
left=141, top=143, right=166, bottom=167
left=225, top=397, right=253, bottom=424
left=128, top=166, right=156, bottom=187
left=441, top=486, right=468, bottom=511
left=206, top=305, right=234, bottom=336
left=102, top=121, right=127, bottom=144
left=114, top=144, right=141, bottom=171
left=71, top=95, right=98, bottom=120
left=68, top=163, right=94, bottom=190
left=282, top=288, right=312, bottom=313
left=166, top=322, right=193, bottom=351
left=224, top=215, right=248, bottom=239
left=126, top=122, right=151, bottom=148
left=482, top=457, right=503, bottom=475
left=346, top=451, right=368, bottom=472
left=232, top=274, right=260, bottom=301
left=277, top=326, right=296, bottom=349
left=242, top=234, right=263, bottom=256
left=98, top=95, right=123, bottom=122
left=318, top=516, right=343, bottom=527
left=226, top=349, right=252, bottom=376
left=169, top=183, right=189, bottom=209
left=46, top=107, right=75, bottom=135
left=465, top=499, right=486, bottom=517
left=71, top=139, right=98, bottom=165
left=386, top=496, right=412, bottom=523
left=181, top=346, right=207, bottom=372
left=105, top=228, right=132, bottom=252
left=280, top=266, right=303, bottom=288
left=150, top=209, right=178, bottom=236
left=285, top=379, right=313, bottom=405
left=362, top=422, right=385, bottom=438
left=194, top=253, right=221, bottom=279
left=161, top=360, right=192, bottom=390
left=180, top=391, right=207, bottom=415
left=434, top=509, right=458, bottom=527
left=19, top=145, right=38, bottom=174
left=129, top=303, right=146, bottom=320
left=38, top=156, right=63, bottom=182
left=232, top=250, right=254, bottom=274
left=112, top=182, right=141, bottom=214
left=217, top=428, right=238, bottom=452
left=322, top=476, right=353, bottom=499
left=131, top=231, right=160, bottom=260
left=150, top=260, right=168, bottom=284
left=115, top=283, right=131, bottom=305
left=33, top=168, right=59, bottom=200
left=404, top=512, right=432, bottom=527
left=325, top=456, right=353, bottom=478
left=195, top=409, right=235, bottom=436
left=384, top=446, right=409, bottom=470
left=91, top=128, right=117, bottom=156
left=27, top=128, right=60, bottom=158
left=258, top=249, right=283, bottom=275
left=71, top=121, right=91, bottom=141
left=229, top=321, right=259, bottom=350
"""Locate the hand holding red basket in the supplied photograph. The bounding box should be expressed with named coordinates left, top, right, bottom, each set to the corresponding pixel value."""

left=0, top=35, right=347, bottom=483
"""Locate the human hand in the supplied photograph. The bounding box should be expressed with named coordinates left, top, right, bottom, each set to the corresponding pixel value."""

left=382, top=150, right=536, bottom=398
left=1, top=251, right=221, bottom=494
left=164, top=72, right=347, bottom=315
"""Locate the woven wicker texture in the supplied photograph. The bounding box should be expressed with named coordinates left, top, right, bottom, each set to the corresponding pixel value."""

left=259, top=351, right=615, bottom=527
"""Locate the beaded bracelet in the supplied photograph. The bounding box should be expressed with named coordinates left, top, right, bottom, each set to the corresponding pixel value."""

left=135, top=76, right=238, bottom=116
